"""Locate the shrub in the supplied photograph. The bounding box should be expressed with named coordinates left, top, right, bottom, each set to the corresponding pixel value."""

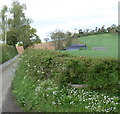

left=58, top=57, right=119, bottom=94
left=0, top=44, right=18, bottom=64
left=87, top=58, right=119, bottom=94
left=79, top=47, right=84, bottom=50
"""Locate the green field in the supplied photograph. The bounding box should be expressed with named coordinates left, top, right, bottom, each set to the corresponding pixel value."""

left=62, top=33, right=118, bottom=58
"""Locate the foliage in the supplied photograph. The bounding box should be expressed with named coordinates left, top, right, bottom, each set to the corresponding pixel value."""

left=72, top=24, right=119, bottom=37
left=7, top=28, right=18, bottom=46
left=0, top=0, right=41, bottom=48
left=12, top=49, right=119, bottom=112
left=0, top=44, right=18, bottom=64
left=17, top=42, right=23, bottom=46
left=31, top=36, right=41, bottom=44
left=20, top=25, right=41, bottom=49
left=65, top=31, right=73, bottom=47
left=50, top=30, right=77, bottom=50
left=44, top=38, right=49, bottom=42
left=59, top=57, right=119, bottom=94
left=51, top=30, right=66, bottom=50
left=0, top=5, right=8, bottom=41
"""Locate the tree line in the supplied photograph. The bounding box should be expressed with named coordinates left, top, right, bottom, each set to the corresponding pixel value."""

left=50, top=24, right=119, bottom=50
left=0, top=0, right=41, bottom=50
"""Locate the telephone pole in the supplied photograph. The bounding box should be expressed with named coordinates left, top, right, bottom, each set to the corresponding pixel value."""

left=4, top=15, right=7, bottom=45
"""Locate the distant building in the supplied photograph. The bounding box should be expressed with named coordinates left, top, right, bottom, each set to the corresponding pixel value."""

left=64, top=44, right=86, bottom=50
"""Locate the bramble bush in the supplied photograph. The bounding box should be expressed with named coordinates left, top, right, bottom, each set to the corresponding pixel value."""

left=12, top=49, right=120, bottom=112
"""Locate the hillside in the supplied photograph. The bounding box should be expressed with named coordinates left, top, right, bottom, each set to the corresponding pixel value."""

left=62, top=33, right=118, bottom=58
left=78, top=33, right=118, bottom=50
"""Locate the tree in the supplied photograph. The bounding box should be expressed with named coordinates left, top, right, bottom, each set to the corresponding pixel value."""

left=65, top=31, right=73, bottom=46
left=7, top=28, right=18, bottom=46
left=9, top=0, right=27, bottom=28
left=44, top=38, right=49, bottom=42
left=2, top=0, right=41, bottom=49
left=110, top=24, right=117, bottom=33
left=97, top=25, right=107, bottom=34
left=111, top=24, right=117, bottom=29
left=98, top=28, right=101, bottom=33
left=66, top=31, right=72, bottom=36
left=20, top=25, right=41, bottom=49
left=101, top=25, right=106, bottom=33
left=78, top=29, right=84, bottom=36
left=50, top=30, right=74, bottom=50
left=95, top=27, right=98, bottom=32
left=72, top=33, right=80, bottom=39
left=7, top=0, right=28, bottom=46
left=51, top=30, right=66, bottom=50
left=0, top=5, right=8, bottom=42
left=107, top=27, right=111, bottom=33
left=0, top=19, right=2, bottom=40
left=31, top=36, right=41, bottom=44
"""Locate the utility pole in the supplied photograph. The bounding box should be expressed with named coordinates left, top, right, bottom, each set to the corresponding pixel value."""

left=4, top=15, right=7, bottom=45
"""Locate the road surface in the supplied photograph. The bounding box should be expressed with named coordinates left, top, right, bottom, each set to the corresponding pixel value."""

left=0, top=55, right=23, bottom=113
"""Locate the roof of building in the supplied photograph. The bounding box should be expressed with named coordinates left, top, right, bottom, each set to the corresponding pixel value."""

left=70, top=44, right=86, bottom=47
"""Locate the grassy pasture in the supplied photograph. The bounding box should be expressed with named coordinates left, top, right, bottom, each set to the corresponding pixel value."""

left=61, top=33, right=118, bottom=58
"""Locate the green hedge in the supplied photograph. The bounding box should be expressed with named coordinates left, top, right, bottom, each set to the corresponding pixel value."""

left=0, top=44, right=18, bottom=64
left=13, top=49, right=119, bottom=94
left=59, top=57, right=119, bottom=94
left=12, top=49, right=119, bottom=112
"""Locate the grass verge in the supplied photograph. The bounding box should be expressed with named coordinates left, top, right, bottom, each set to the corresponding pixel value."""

left=0, top=44, right=18, bottom=64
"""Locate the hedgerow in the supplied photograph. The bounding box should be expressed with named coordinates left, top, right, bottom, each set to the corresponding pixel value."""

left=59, top=57, right=119, bottom=94
left=0, top=44, right=18, bottom=64
left=18, top=49, right=119, bottom=93
left=12, top=49, right=120, bottom=112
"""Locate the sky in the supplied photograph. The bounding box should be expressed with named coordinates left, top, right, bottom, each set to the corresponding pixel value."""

left=0, top=0, right=119, bottom=42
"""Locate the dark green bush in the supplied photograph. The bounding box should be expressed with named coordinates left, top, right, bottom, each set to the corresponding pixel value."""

left=87, top=58, right=119, bottom=94
left=0, top=44, right=18, bottom=64
left=58, top=57, right=119, bottom=94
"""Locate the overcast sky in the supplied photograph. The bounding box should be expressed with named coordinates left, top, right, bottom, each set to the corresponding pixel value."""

left=0, top=0, right=119, bottom=42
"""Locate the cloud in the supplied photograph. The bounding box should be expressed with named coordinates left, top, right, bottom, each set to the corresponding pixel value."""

left=0, top=0, right=119, bottom=41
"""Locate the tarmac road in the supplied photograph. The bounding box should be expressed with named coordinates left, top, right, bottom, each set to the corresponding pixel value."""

left=0, top=55, right=23, bottom=113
